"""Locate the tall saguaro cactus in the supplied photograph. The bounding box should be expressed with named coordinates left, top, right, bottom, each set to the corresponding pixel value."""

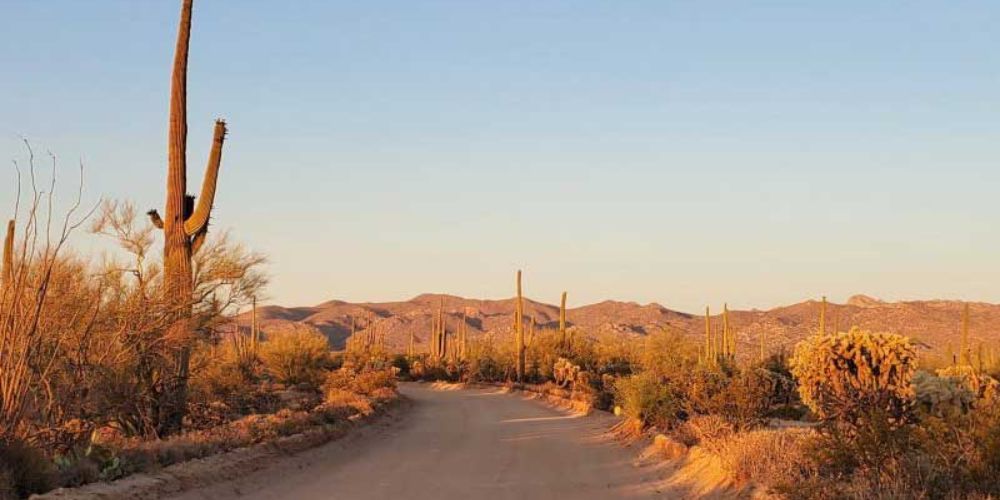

left=515, top=270, right=525, bottom=383
left=704, top=306, right=713, bottom=365
left=961, top=302, right=971, bottom=366
left=147, top=0, right=228, bottom=435
left=819, top=296, right=827, bottom=336
left=251, top=296, right=258, bottom=353
left=559, top=291, right=567, bottom=349
left=458, top=309, right=468, bottom=361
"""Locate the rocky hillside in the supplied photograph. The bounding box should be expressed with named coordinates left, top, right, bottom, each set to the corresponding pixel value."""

left=235, top=294, right=1000, bottom=360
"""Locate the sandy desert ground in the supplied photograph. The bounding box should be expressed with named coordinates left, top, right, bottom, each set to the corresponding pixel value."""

left=169, top=383, right=680, bottom=500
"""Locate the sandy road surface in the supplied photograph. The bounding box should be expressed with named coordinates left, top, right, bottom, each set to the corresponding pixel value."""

left=170, top=383, right=677, bottom=500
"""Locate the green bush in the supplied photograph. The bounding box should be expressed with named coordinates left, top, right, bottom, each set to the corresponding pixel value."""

left=613, top=372, right=681, bottom=429
left=323, top=369, right=396, bottom=397
left=390, top=355, right=410, bottom=378
left=0, top=439, right=53, bottom=499
left=678, top=367, right=774, bottom=431
left=259, top=327, right=331, bottom=389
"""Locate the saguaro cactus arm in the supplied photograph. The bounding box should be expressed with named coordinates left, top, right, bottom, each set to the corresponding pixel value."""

left=147, top=210, right=165, bottom=229
left=184, top=119, right=227, bottom=236
left=191, top=225, right=208, bottom=254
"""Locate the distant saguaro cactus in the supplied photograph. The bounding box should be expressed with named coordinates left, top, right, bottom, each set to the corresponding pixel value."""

left=704, top=306, right=712, bottom=366
left=960, top=302, right=971, bottom=366
left=146, top=0, right=229, bottom=435
left=231, top=298, right=259, bottom=380
left=819, top=296, right=827, bottom=335
left=559, top=291, right=567, bottom=348
left=458, top=309, right=468, bottom=361
left=759, top=329, right=765, bottom=362
left=723, top=303, right=733, bottom=359
left=515, top=270, right=525, bottom=383
left=527, top=315, right=535, bottom=347
left=251, top=296, right=259, bottom=353
left=430, top=299, right=447, bottom=362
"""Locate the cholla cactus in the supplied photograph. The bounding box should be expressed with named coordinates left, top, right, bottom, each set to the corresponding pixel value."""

left=553, top=357, right=582, bottom=388
left=936, top=365, right=999, bottom=402
left=913, top=371, right=974, bottom=416
left=789, top=327, right=918, bottom=427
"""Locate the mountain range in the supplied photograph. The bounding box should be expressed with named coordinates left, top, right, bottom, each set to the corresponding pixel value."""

left=235, top=294, right=1000, bottom=361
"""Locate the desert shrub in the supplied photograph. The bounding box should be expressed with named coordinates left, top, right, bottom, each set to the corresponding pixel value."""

left=191, top=344, right=248, bottom=397
left=259, top=326, right=331, bottom=389
left=526, top=331, right=566, bottom=382
left=639, top=329, right=698, bottom=380
left=0, top=439, right=53, bottom=499
left=466, top=350, right=506, bottom=383
left=322, top=389, right=374, bottom=416
left=913, top=370, right=974, bottom=416
left=680, top=367, right=774, bottom=431
left=766, top=404, right=807, bottom=421
left=188, top=342, right=261, bottom=415
left=613, top=372, right=681, bottom=429
left=674, top=414, right=735, bottom=447
left=390, top=355, right=410, bottom=378
left=908, top=397, right=1000, bottom=497
left=323, top=369, right=396, bottom=397
left=936, top=365, right=1000, bottom=402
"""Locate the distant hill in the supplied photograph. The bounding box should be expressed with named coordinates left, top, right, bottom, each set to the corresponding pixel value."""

left=235, top=294, right=1000, bottom=360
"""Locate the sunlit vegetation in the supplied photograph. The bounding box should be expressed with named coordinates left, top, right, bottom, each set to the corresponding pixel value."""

left=2, top=1, right=996, bottom=498
left=0, top=1, right=397, bottom=497
left=339, top=269, right=1000, bottom=498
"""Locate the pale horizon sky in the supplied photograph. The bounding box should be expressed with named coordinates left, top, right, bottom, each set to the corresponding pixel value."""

left=2, top=1, right=999, bottom=313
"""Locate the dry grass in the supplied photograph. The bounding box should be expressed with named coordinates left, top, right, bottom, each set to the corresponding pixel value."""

left=706, top=427, right=818, bottom=489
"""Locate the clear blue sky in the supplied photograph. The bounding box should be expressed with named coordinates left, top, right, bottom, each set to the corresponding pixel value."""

left=2, top=1, right=998, bottom=312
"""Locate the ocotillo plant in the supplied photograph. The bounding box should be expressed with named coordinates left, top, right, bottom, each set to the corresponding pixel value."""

left=146, top=0, right=229, bottom=435
left=2, top=220, right=12, bottom=287
left=515, top=270, right=525, bottom=383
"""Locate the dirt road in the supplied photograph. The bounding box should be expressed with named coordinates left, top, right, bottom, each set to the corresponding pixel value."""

left=170, top=383, right=679, bottom=499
